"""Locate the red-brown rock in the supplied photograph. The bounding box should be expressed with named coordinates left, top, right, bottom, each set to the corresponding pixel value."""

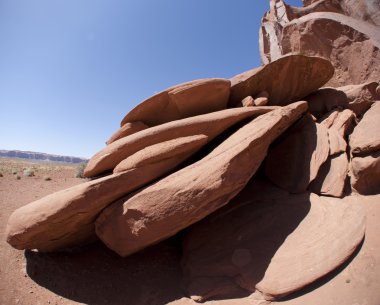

left=228, top=54, right=333, bottom=107
left=113, top=135, right=208, bottom=173
left=260, top=0, right=380, bottom=87
left=182, top=178, right=365, bottom=301
left=351, top=151, right=380, bottom=195
left=120, top=78, right=230, bottom=127
left=309, top=153, right=349, bottom=197
left=306, top=82, right=379, bottom=118
left=106, top=121, right=148, bottom=145
left=6, top=154, right=195, bottom=252
left=95, top=102, right=308, bottom=257
left=265, top=114, right=330, bottom=193
left=84, top=107, right=278, bottom=177
left=350, top=102, right=380, bottom=155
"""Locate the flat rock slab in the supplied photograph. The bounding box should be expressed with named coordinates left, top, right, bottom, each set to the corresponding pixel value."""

left=95, top=102, right=308, bottom=257
left=350, top=102, right=380, bottom=155
left=84, top=107, right=278, bottom=177
left=106, top=121, right=148, bottom=145
left=5, top=136, right=208, bottom=252
left=351, top=151, right=380, bottom=195
left=120, top=78, right=230, bottom=127
left=309, top=152, right=348, bottom=197
left=182, top=179, right=366, bottom=302
left=228, top=54, right=333, bottom=107
left=114, top=135, right=208, bottom=173
left=265, top=114, right=330, bottom=193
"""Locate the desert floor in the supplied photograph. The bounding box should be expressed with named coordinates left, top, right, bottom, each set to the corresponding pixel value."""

left=0, top=158, right=379, bottom=305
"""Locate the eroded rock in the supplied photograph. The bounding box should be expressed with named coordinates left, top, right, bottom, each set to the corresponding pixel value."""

left=95, top=102, right=308, bottom=257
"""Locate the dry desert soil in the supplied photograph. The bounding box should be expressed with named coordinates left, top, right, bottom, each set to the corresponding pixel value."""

left=0, top=157, right=379, bottom=305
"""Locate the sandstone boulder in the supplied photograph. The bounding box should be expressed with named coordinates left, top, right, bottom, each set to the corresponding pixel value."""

left=113, top=135, right=208, bottom=173
left=95, top=102, right=308, bottom=257
left=254, top=97, right=268, bottom=106
left=350, top=102, right=380, bottom=155
left=309, top=153, right=349, bottom=197
left=106, top=121, right=148, bottom=145
left=182, top=178, right=365, bottom=301
left=228, top=54, right=333, bottom=107
left=240, top=96, right=254, bottom=107
left=120, top=78, right=230, bottom=127
left=351, top=151, right=380, bottom=195
left=265, top=114, right=330, bottom=193
left=6, top=136, right=208, bottom=252
left=260, top=0, right=380, bottom=87
left=84, top=107, right=278, bottom=177
left=307, top=82, right=379, bottom=118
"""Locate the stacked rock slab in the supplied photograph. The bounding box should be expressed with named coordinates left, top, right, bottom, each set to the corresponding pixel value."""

left=350, top=102, right=380, bottom=194
left=228, top=54, right=333, bottom=107
left=120, top=78, right=231, bottom=127
left=95, top=102, right=308, bottom=257
left=182, top=178, right=366, bottom=302
left=84, top=107, right=278, bottom=177
left=260, top=0, right=380, bottom=87
left=5, top=135, right=209, bottom=251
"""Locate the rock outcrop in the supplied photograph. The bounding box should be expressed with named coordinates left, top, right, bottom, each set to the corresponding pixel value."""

left=95, top=102, right=307, bottom=257
left=228, top=54, right=333, bottom=107
left=120, top=78, right=231, bottom=127
left=106, top=121, right=148, bottom=145
left=265, top=114, right=330, bottom=193
left=182, top=178, right=365, bottom=301
left=260, top=0, right=380, bottom=87
left=84, top=107, right=277, bottom=177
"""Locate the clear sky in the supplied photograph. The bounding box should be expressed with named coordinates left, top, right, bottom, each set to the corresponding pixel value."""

left=0, top=0, right=303, bottom=158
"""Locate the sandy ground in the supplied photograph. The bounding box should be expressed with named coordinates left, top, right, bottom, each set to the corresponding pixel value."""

left=0, top=157, right=379, bottom=305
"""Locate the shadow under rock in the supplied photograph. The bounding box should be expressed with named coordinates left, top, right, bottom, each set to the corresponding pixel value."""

left=25, top=237, right=184, bottom=305
left=181, top=177, right=312, bottom=301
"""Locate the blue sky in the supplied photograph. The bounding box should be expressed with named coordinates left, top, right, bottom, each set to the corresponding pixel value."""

left=0, top=0, right=303, bottom=158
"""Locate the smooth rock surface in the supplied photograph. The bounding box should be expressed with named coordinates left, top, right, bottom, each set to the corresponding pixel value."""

left=84, top=107, right=278, bottom=177
left=113, top=135, right=208, bottom=173
left=351, top=151, right=380, bottom=195
left=309, top=152, right=349, bottom=197
left=182, top=178, right=365, bottom=301
left=228, top=54, right=333, bottom=107
left=106, top=121, right=148, bottom=145
left=5, top=147, right=206, bottom=251
left=350, top=102, right=380, bottom=155
left=95, top=102, right=308, bottom=257
left=120, top=78, right=231, bottom=127
left=265, top=114, right=330, bottom=193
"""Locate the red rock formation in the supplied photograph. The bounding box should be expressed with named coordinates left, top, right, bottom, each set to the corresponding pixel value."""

left=260, top=0, right=380, bottom=87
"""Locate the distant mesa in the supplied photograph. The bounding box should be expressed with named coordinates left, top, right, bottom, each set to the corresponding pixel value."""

left=0, top=149, right=88, bottom=164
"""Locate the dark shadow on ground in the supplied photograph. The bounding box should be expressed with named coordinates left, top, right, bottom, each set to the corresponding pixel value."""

left=25, top=237, right=184, bottom=305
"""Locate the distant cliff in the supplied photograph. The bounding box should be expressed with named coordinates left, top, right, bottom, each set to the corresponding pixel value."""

left=0, top=150, right=88, bottom=164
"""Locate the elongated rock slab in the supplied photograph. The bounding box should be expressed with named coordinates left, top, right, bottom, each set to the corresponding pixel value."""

left=5, top=137, right=208, bottom=252
left=228, top=54, right=333, bottom=107
left=120, top=78, right=230, bottom=127
left=106, top=121, right=148, bottom=145
left=265, top=114, right=330, bottom=193
left=85, top=107, right=277, bottom=177
left=95, top=102, right=308, bottom=257
left=182, top=179, right=366, bottom=302
left=350, top=102, right=380, bottom=155
left=114, top=135, right=208, bottom=173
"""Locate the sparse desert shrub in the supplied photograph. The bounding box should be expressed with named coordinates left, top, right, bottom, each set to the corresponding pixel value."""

left=12, top=169, right=17, bottom=175
left=0, top=173, right=3, bottom=177
left=75, top=162, right=88, bottom=178
left=23, top=168, right=34, bottom=177
left=16, top=175, right=21, bottom=180
left=44, top=176, right=52, bottom=181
